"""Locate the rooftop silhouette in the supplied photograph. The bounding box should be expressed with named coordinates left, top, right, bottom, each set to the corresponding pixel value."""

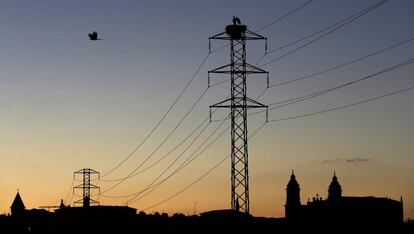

left=0, top=171, right=412, bottom=233
left=285, top=171, right=404, bottom=228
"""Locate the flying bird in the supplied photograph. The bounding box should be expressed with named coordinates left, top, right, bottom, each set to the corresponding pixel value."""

left=88, top=31, right=103, bottom=41
left=233, top=16, right=241, bottom=25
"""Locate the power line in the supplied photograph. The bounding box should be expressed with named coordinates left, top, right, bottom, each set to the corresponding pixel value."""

left=101, top=97, right=229, bottom=197
left=268, top=85, right=414, bottom=122
left=212, top=1, right=393, bottom=91
left=256, top=35, right=414, bottom=99
left=126, top=128, right=229, bottom=204
left=67, top=188, right=75, bottom=205
left=100, top=95, right=230, bottom=197
left=101, top=111, right=229, bottom=199
left=101, top=117, right=213, bottom=198
left=115, top=0, right=402, bottom=211
left=101, top=101, right=229, bottom=194
left=259, top=0, right=388, bottom=67
left=132, top=113, right=266, bottom=205
left=142, top=153, right=229, bottom=211
left=100, top=117, right=211, bottom=183
left=101, top=53, right=210, bottom=178
left=103, top=0, right=319, bottom=187
left=255, top=0, right=390, bottom=99
left=102, top=87, right=210, bottom=193
left=211, top=57, right=414, bottom=122
left=126, top=118, right=230, bottom=205
left=126, top=114, right=231, bottom=205
left=140, top=84, right=414, bottom=211
left=110, top=2, right=317, bottom=201
left=64, top=178, right=75, bottom=205
left=97, top=0, right=388, bottom=206
left=208, top=0, right=314, bottom=54
left=265, top=57, right=414, bottom=106
left=210, top=43, right=229, bottom=54
left=255, top=0, right=315, bottom=32
left=251, top=57, right=414, bottom=115
left=141, top=122, right=267, bottom=211
left=270, top=36, right=414, bottom=88
left=272, top=2, right=386, bottom=54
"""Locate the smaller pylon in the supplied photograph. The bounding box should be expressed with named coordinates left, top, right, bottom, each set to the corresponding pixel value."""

left=73, top=168, right=100, bottom=207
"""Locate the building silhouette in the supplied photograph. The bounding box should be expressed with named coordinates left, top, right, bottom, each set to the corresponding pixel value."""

left=11, top=191, right=26, bottom=216
left=0, top=173, right=411, bottom=233
left=285, top=170, right=301, bottom=219
left=285, top=171, right=404, bottom=226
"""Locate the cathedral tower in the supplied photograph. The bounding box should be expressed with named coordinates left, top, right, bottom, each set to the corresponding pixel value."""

left=285, top=170, right=301, bottom=218
left=328, top=172, right=342, bottom=201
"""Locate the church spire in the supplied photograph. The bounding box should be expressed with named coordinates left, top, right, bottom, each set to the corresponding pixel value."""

left=11, top=190, right=26, bottom=216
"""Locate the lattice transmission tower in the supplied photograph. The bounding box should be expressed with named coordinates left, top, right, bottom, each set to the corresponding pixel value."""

left=73, top=168, right=100, bottom=207
left=209, top=18, right=268, bottom=213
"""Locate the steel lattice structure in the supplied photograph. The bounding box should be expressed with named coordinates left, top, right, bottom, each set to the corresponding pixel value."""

left=209, top=22, right=268, bottom=213
left=73, top=168, right=100, bottom=207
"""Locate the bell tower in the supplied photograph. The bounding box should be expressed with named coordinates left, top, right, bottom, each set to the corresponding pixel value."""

left=328, top=172, right=342, bottom=201
left=285, top=170, right=301, bottom=219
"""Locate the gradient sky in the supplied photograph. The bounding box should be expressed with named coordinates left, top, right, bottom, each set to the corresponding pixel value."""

left=0, top=0, right=413, bottom=219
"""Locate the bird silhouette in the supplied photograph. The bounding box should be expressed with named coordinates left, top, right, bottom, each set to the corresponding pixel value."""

left=88, top=31, right=103, bottom=41
left=233, top=16, right=241, bottom=25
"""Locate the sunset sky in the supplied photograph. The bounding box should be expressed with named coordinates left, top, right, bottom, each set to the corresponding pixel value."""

left=0, top=0, right=413, bottom=219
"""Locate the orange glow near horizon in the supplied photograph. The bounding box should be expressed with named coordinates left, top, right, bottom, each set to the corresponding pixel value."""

left=0, top=0, right=413, bottom=222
